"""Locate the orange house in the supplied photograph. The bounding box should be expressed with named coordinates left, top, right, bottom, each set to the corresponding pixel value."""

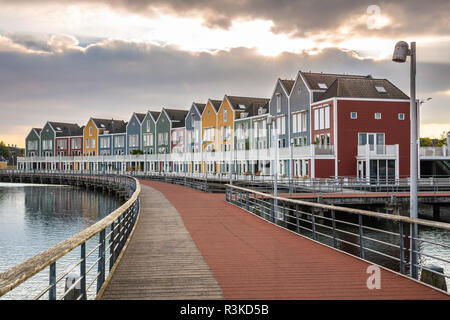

left=200, top=99, right=221, bottom=172
left=83, top=118, right=100, bottom=156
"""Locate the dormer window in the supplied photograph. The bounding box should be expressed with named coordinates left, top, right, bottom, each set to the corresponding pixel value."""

left=318, top=83, right=327, bottom=89
left=375, top=86, right=387, bottom=93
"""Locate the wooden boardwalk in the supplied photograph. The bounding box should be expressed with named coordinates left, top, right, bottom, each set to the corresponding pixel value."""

left=101, top=180, right=449, bottom=300
left=100, top=183, right=223, bottom=300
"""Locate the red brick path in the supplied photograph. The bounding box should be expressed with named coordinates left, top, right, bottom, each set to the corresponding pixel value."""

left=140, top=180, right=449, bottom=300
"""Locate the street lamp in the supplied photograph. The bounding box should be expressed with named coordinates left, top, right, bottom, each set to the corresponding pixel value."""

left=392, top=40, right=418, bottom=279
left=267, top=114, right=279, bottom=222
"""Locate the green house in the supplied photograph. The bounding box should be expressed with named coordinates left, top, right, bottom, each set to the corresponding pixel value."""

left=25, top=128, right=41, bottom=157
left=141, top=110, right=160, bottom=155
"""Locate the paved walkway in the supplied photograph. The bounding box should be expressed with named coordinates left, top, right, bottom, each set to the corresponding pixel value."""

left=100, top=183, right=223, bottom=300
left=102, top=180, right=449, bottom=300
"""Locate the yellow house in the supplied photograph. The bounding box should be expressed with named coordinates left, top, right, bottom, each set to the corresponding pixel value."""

left=83, top=118, right=100, bottom=156
left=200, top=99, right=221, bottom=172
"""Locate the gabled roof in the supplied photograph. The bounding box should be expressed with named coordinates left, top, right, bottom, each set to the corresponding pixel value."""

left=147, top=111, right=161, bottom=122
left=238, top=100, right=270, bottom=118
left=135, top=113, right=146, bottom=123
left=299, top=71, right=370, bottom=91
left=192, top=102, right=206, bottom=115
left=48, top=122, right=83, bottom=137
left=317, top=77, right=410, bottom=101
left=208, top=99, right=222, bottom=113
left=91, top=118, right=127, bottom=134
left=33, top=128, right=42, bottom=136
left=225, top=96, right=270, bottom=112
left=280, top=79, right=295, bottom=95
left=164, top=108, right=189, bottom=128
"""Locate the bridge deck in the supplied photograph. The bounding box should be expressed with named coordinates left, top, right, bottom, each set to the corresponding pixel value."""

left=101, top=180, right=449, bottom=300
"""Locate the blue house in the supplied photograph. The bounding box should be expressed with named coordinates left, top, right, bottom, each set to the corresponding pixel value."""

left=96, top=119, right=127, bottom=156
left=126, top=112, right=146, bottom=154
left=185, top=102, right=206, bottom=153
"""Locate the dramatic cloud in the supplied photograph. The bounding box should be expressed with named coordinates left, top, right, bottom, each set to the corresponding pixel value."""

left=0, top=1, right=448, bottom=145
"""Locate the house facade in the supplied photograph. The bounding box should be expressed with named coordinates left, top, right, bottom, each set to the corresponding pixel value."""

left=185, top=102, right=205, bottom=154
left=141, top=111, right=160, bottom=155
left=310, top=77, right=410, bottom=180
left=25, top=128, right=41, bottom=157
left=126, top=113, right=146, bottom=154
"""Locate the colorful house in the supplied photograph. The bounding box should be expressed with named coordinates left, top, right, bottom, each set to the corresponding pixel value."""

left=41, top=122, right=81, bottom=158
left=126, top=113, right=146, bottom=154
left=185, top=102, right=206, bottom=153
left=310, top=77, right=410, bottom=180
left=200, top=99, right=221, bottom=173
left=55, top=125, right=84, bottom=156
left=83, top=118, right=126, bottom=156
left=234, top=99, right=270, bottom=174
left=141, top=111, right=160, bottom=155
left=98, top=120, right=127, bottom=156
left=25, top=128, right=41, bottom=157
left=217, top=95, right=269, bottom=173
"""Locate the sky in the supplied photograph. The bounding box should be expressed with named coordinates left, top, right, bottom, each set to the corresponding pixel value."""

left=0, top=0, right=449, bottom=147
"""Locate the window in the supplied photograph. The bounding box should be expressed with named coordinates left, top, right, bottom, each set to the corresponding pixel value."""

left=276, top=93, right=281, bottom=113
left=276, top=116, right=285, bottom=135
left=224, top=108, right=227, bottom=123
left=318, top=83, right=327, bottom=89
left=28, top=140, right=38, bottom=150
left=89, top=126, right=92, bottom=136
left=100, top=137, right=110, bottom=149
left=292, top=111, right=307, bottom=133
left=71, top=138, right=81, bottom=149
left=57, top=139, right=67, bottom=150
left=114, top=136, right=124, bottom=148
left=375, top=113, right=382, bottom=120
left=314, top=105, right=330, bottom=130
left=398, top=113, right=405, bottom=120
left=129, top=134, right=139, bottom=147
left=351, top=112, right=357, bottom=119
left=375, top=86, right=387, bottom=93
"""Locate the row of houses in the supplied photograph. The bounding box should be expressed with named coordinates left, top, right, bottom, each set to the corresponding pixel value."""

left=24, top=70, right=412, bottom=180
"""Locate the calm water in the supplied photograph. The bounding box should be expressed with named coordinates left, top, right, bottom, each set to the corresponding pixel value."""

left=0, top=183, right=123, bottom=299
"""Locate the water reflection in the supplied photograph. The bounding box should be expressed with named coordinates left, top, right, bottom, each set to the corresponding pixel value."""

left=0, top=183, right=123, bottom=276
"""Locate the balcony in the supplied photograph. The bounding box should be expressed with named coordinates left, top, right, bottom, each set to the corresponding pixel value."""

left=419, top=146, right=449, bottom=158
left=357, top=144, right=397, bottom=158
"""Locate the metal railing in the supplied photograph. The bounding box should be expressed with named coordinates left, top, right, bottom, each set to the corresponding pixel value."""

left=225, top=184, right=450, bottom=293
left=0, top=174, right=140, bottom=300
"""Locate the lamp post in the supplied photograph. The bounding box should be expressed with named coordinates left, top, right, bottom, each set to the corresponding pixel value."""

left=267, top=114, right=278, bottom=222
left=392, top=40, right=418, bottom=279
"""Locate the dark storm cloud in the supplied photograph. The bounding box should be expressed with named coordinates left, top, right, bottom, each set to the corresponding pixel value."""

left=3, top=0, right=448, bottom=37
left=1, top=36, right=449, bottom=145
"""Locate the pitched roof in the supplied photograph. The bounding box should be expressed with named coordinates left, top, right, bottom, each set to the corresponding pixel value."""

left=33, top=128, right=42, bottom=135
left=92, top=118, right=127, bottom=134
left=208, top=99, right=222, bottom=113
left=164, top=108, right=189, bottom=128
left=318, top=77, right=410, bottom=101
left=239, top=100, right=270, bottom=118
left=149, top=111, right=161, bottom=122
left=225, top=96, right=270, bottom=112
left=300, top=71, right=370, bottom=91
left=135, top=113, right=146, bottom=123
left=280, top=79, right=295, bottom=95
left=193, top=102, right=206, bottom=115
left=49, top=122, right=83, bottom=137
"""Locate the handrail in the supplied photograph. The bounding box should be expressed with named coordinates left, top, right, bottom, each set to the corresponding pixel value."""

left=225, top=183, right=450, bottom=293
left=0, top=174, right=140, bottom=298
left=225, top=184, right=450, bottom=231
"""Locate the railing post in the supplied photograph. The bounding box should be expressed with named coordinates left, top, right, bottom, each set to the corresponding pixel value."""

left=399, top=222, right=405, bottom=275
left=358, top=215, right=365, bottom=259
left=80, top=242, right=86, bottom=300
left=97, top=229, right=106, bottom=294
left=246, top=191, right=249, bottom=211
left=49, top=262, right=56, bottom=300
left=109, top=221, right=116, bottom=270
left=331, top=210, right=337, bottom=248
left=295, top=204, right=300, bottom=234
left=311, top=209, right=317, bottom=240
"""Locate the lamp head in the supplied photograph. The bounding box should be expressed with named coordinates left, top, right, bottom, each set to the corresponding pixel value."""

left=392, top=41, right=410, bottom=63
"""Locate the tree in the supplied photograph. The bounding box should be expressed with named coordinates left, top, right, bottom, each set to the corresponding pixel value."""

left=130, top=149, right=144, bottom=155
left=0, top=141, right=11, bottom=159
